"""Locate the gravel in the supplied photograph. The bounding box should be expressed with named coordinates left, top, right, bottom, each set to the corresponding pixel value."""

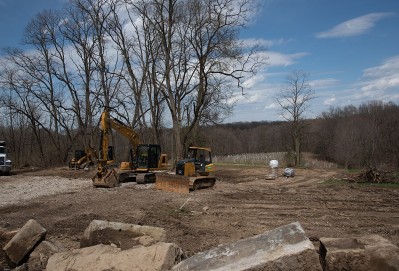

left=0, top=175, right=91, bottom=208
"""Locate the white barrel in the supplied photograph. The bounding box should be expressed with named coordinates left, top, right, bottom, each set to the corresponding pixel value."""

left=269, top=160, right=279, bottom=168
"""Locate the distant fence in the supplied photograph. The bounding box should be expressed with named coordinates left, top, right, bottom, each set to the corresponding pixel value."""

left=214, top=152, right=339, bottom=169
left=213, top=152, right=286, bottom=166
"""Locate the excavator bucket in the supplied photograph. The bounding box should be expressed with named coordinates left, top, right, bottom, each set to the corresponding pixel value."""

left=155, top=174, right=190, bottom=193
left=92, top=167, right=119, bottom=188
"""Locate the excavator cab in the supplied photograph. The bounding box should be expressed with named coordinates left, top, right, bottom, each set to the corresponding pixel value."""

left=136, top=144, right=161, bottom=170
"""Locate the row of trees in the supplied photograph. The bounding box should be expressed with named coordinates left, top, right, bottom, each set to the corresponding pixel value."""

left=0, top=0, right=263, bottom=167
left=312, top=101, right=399, bottom=170
left=203, top=101, right=399, bottom=170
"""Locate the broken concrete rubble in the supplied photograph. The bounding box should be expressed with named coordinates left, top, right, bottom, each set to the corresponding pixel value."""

left=172, top=221, right=322, bottom=271
left=46, top=242, right=185, bottom=271
left=2, top=219, right=398, bottom=271
left=0, top=227, right=19, bottom=245
left=2, top=219, right=46, bottom=266
left=27, top=239, right=67, bottom=271
left=80, top=219, right=166, bottom=249
left=320, top=235, right=399, bottom=271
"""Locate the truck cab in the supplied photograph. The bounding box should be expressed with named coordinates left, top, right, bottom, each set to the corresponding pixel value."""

left=0, top=141, right=12, bottom=175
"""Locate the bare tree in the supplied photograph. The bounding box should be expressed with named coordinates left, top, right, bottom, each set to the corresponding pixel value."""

left=0, top=61, right=52, bottom=166
left=182, top=0, right=261, bottom=149
left=106, top=0, right=165, bottom=141
left=276, top=70, right=314, bottom=166
left=129, top=0, right=263, bottom=162
left=54, top=2, right=100, bottom=150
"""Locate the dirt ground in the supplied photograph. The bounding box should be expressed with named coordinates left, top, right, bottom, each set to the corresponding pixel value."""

left=1, top=165, right=399, bottom=264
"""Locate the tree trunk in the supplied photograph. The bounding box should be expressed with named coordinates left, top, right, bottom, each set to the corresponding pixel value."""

left=294, top=136, right=300, bottom=166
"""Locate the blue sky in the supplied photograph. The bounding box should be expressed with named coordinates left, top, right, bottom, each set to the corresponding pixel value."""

left=0, top=0, right=398, bottom=123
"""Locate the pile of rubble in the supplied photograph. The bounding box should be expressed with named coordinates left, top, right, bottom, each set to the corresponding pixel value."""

left=1, top=219, right=398, bottom=270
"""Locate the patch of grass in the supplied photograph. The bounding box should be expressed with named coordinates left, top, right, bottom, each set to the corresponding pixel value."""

left=345, top=168, right=363, bottom=174
left=321, top=178, right=399, bottom=189
left=357, top=182, right=399, bottom=188
left=321, top=178, right=351, bottom=186
left=177, top=207, right=190, bottom=213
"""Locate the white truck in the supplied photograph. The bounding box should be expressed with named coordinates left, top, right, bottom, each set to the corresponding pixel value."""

left=0, top=141, right=12, bottom=174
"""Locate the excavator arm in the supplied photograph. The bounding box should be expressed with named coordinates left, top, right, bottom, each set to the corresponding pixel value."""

left=94, top=109, right=141, bottom=187
left=99, top=110, right=140, bottom=163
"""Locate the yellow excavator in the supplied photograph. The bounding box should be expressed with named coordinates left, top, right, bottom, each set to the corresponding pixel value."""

left=92, top=109, right=168, bottom=188
left=155, top=147, right=216, bottom=193
left=69, top=148, right=98, bottom=169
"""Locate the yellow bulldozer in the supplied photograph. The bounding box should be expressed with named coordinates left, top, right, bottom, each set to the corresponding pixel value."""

left=92, top=109, right=168, bottom=188
left=155, top=147, right=216, bottom=193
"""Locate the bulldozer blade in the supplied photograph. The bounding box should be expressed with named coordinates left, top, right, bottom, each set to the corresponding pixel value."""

left=155, top=174, right=190, bottom=194
left=92, top=168, right=119, bottom=188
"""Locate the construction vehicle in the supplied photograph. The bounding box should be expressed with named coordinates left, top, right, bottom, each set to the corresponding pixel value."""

left=0, top=141, right=12, bottom=175
left=92, top=109, right=168, bottom=188
left=69, top=148, right=98, bottom=169
left=155, top=147, right=216, bottom=193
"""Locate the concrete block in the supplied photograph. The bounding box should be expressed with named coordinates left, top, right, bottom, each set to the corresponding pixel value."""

left=3, top=219, right=46, bottom=266
left=0, top=227, right=19, bottom=246
left=320, top=234, right=399, bottom=271
left=172, top=221, right=321, bottom=271
left=27, top=239, right=66, bottom=270
left=47, top=242, right=184, bottom=271
left=80, top=220, right=166, bottom=250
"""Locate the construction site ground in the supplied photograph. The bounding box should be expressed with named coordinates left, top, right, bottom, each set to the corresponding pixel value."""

left=1, top=164, right=399, bottom=260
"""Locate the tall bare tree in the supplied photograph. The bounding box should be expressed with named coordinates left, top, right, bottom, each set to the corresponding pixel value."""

left=106, top=0, right=164, bottom=138
left=53, top=2, right=100, bottom=150
left=276, top=70, right=314, bottom=166
left=129, top=0, right=263, bottom=161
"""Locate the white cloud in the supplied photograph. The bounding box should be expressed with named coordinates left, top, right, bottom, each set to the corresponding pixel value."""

left=242, top=74, right=266, bottom=88
left=359, top=55, right=399, bottom=94
left=323, top=95, right=336, bottom=105
left=264, top=102, right=278, bottom=109
left=316, top=12, right=394, bottom=39
left=267, top=51, right=308, bottom=67
left=241, top=38, right=288, bottom=48
left=363, top=55, right=399, bottom=78
left=309, top=78, right=339, bottom=89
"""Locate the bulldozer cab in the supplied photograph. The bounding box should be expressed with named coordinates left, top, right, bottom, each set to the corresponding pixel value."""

left=187, top=147, right=212, bottom=172
left=176, top=147, right=215, bottom=176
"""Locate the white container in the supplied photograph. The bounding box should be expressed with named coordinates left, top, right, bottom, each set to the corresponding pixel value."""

left=268, top=160, right=279, bottom=178
left=269, top=160, right=279, bottom=168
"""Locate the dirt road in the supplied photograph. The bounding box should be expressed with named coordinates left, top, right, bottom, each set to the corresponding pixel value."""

left=1, top=165, right=399, bottom=260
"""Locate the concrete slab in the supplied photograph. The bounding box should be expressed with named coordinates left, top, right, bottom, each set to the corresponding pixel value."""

left=172, top=221, right=321, bottom=271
